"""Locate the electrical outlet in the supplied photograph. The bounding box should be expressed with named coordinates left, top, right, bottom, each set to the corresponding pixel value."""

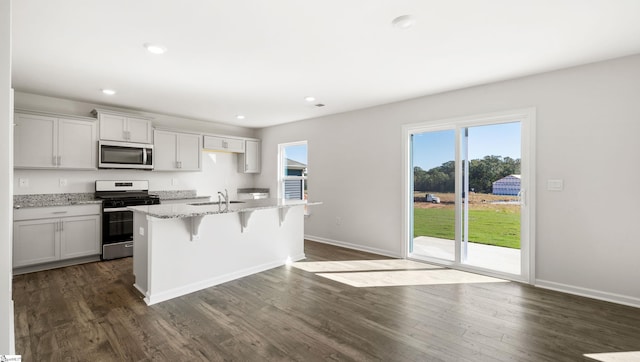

left=19, top=178, right=28, bottom=188
left=139, top=227, right=145, bottom=236
left=547, top=179, right=564, bottom=191
left=59, top=178, right=68, bottom=187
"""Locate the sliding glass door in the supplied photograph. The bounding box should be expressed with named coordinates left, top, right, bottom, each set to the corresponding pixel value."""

left=405, top=109, right=534, bottom=281
left=410, top=129, right=456, bottom=262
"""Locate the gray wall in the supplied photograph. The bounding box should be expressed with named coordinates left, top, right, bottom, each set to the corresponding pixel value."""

left=257, top=54, right=640, bottom=307
left=1, top=0, right=14, bottom=354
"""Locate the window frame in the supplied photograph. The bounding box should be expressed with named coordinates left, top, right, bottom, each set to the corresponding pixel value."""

left=277, top=140, right=308, bottom=200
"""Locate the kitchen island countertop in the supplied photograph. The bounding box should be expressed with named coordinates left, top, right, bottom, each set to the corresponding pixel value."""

left=128, top=198, right=321, bottom=219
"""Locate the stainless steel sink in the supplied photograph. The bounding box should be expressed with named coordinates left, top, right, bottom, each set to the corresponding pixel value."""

left=188, top=201, right=245, bottom=206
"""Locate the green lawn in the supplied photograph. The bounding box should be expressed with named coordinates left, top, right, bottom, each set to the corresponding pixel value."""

left=414, top=208, right=520, bottom=249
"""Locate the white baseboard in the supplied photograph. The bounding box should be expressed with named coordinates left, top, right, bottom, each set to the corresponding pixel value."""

left=535, top=279, right=640, bottom=309
left=9, top=300, right=14, bottom=355
left=304, top=235, right=402, bottom=259
left=145, top=253, right=306, bottom=305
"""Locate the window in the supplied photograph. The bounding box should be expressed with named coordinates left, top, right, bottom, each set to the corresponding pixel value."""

left=278, top=141, right=308, bottom=200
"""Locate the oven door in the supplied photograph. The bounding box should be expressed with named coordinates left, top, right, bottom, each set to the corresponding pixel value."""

left=102, top=207, right=133, bottom=244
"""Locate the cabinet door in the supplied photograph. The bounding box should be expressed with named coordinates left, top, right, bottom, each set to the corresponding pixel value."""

left=203, top=135, right=225, bottom=150
left=60, top=215, right=101, bottom=259
left=58, top=118, right=97, bottom=169
left=177, top=133, right=202, bottom=171
left=13, top=218, right=60, bottom=267
left=224, top=138, right=245, bottom=153
left=14, top=113, right=57, bottom=168
left=99, top=113, right=128, bottom=141
left=126, top=117, right=153, bottom=143
left=203, top=135, right=245, bottom=153
left=240, top=140, right=261, bottom=173
left=153, top=130, right=178, bottom=170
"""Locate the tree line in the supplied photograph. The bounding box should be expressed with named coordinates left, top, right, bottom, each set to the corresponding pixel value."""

left=414, top=155, right=520, bottom=194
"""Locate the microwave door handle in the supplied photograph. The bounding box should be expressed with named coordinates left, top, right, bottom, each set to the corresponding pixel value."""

left=143, top=147, right=148, bottom=165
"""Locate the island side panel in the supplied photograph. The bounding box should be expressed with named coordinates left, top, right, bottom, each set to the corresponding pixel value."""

left=132, top=212, right=149, bottom=296
left=145, top=206, right=305, bottom=305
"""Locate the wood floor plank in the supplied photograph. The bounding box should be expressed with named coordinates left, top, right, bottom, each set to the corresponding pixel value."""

left=12, top=240, right=640, bottom=361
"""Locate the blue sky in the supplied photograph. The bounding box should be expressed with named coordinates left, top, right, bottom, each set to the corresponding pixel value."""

left=284, top=144, right=307, bottom=164
left=412, top=122, right=521, bottom=170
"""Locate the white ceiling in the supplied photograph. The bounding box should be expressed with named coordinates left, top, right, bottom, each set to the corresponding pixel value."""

left=11, top=0, right=640, bottom=128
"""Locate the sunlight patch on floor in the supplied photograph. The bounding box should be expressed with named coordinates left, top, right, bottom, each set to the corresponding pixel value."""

left=316, top=269, right=509, bottom=287
left=291, top=259, right=437, bottom=272
left=584, top=351, right=640, bottom=362
left=293, top=259, right=509, bottom=287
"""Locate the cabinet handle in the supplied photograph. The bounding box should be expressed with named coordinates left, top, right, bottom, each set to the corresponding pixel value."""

left=60, top=221, right=63, bottom=232
left=57, top=155, right=62, bottom=166
left=52, top=211, right=67, bottom=214
left=52, top=156, right=57, bottom=166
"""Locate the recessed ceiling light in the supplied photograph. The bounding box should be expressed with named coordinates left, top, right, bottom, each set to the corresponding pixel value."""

left=236, top=115, right=246, bottom=120
left=391, top=15, right=416, bottom=29
left=304, top=96, right=316, bottom=102
left=101, top=89, right=116, bottom=95
left=144, top=43, right=167, bottom=55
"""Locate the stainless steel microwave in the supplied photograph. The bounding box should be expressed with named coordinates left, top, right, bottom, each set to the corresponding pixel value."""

left=98, top=140, right=154, bottom=170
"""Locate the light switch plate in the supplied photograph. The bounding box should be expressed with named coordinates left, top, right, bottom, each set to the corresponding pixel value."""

left=139, top=227, right=145, bottom=236
left=547, top=179, right=564, bottom=191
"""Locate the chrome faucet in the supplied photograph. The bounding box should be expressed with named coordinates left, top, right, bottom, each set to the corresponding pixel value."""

left=217, top=189, right=230, bottom=211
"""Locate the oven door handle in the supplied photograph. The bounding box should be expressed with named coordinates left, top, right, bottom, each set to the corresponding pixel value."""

left=103, top=207, right=131, bottom=212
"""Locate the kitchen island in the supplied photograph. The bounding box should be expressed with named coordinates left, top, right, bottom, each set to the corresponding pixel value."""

left=128, top=198, right=320, bottom=305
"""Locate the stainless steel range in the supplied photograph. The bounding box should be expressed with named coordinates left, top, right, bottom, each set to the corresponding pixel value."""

left=95, top=180, right=160, bottom=260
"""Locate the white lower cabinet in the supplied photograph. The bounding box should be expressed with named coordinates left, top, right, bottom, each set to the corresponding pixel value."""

left=60, top=215, right=102, bottom=259
left=13, top=219, right=59, bottom=267
left=13, top=205, right=101, bottom=269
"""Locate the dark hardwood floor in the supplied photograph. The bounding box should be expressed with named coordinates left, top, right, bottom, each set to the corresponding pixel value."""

left=13, top=240, right=640, bottom=361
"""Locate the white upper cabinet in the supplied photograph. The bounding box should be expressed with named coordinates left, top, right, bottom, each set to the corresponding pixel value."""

left=238, top=139, right=261, bottom=173
left=58, top=119, right=98, bottom=169
left=203, top=135, right=245, bottom=153
left=95, top=109, right=153, bottom=143
left=14, top=111, right=97, bottom=170
left=153, top=130, right=202, bottom=171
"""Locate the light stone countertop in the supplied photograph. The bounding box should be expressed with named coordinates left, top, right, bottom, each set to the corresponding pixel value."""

left=152, top=190, right=211, bottom=201
left=127, top=198, right=321, bottom=219
left=13, top=193, right=103, bottom=209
